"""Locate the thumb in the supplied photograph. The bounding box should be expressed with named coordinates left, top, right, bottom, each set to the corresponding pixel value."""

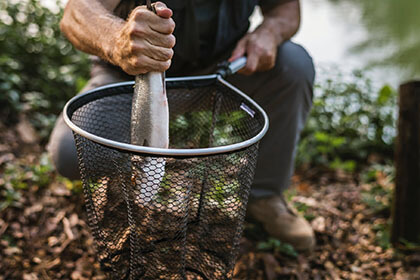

left=154, top=2, right=172, bottom=18
left=229, top=37, right=247, bottom=62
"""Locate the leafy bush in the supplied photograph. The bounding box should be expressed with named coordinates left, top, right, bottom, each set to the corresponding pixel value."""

left=0, top=0, right=89, bottom=135
left=297, top=68, right=397, bottom=170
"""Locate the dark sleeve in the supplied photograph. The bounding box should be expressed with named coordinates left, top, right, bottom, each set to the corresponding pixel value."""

left=259, top=0, right=296, bottom=9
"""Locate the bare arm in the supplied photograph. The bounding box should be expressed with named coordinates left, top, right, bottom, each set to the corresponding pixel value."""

left=260, top=0, right=300, bottom=45
left=230, top=0, right=301, bottom=75
left=60, top=0, right=176, bottom=75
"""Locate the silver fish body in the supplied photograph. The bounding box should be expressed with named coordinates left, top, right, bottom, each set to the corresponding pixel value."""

left=131, top=72, right=169, bottom=148
left=131, top=72, right=169, bottom=204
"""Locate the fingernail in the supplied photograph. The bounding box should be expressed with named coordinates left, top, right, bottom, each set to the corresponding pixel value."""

left=155, top=3, right=164, bottom=9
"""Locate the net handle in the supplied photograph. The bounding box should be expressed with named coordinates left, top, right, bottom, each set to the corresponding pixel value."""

left=217, top=57, right=247, bottom=78
left=228, top=57, right=247, bottom=75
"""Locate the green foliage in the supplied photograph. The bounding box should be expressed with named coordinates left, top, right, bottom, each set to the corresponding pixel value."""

left=359, top=163, right=394, bottom=250
left=360, top=163, right=394, bottom=214
left=398, top=239, right=420, bottom=251
left=170, top=109, right=248, bottom=149
left=372, top=222, right=392, bottom=250
left=59, top=177, right=83, bottom=194
left=170, top=111, right=213, bottom=148
left=257, top=238, right=298, bottom=258
left=0, top=153, right=54, bottom=210
left=0, top=0, right=89, bottom=133
left=297, top=69, right=397, bottom=170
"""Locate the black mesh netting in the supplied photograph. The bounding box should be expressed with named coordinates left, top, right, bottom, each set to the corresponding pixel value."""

left=67, top=79, right=266, bottom=279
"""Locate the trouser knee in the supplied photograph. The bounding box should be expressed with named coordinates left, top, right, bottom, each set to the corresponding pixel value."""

left=47, top=114, right=80, bottom=180
left=47, top=64, right=131, bottom=180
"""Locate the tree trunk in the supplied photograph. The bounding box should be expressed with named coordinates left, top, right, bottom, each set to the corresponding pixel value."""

left=392, top=81, right=420, bottom=247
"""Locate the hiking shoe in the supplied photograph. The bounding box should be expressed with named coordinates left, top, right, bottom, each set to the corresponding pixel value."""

left=247, top=195, right=315, bottom=251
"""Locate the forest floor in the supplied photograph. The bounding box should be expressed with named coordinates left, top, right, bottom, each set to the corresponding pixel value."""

left=1, top=120, right=420, bottom=280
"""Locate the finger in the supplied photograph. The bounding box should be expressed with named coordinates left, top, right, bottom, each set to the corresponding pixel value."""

left=133, top=9, right=175, bottom=34
left=140, top=55, right=171, bottom=72
left=239, top=51, right=258, bottom=75
left=128, top=55, right=171, bottom=75
left=134, top=40, right=174, bottom=61
left=229, top=38, right=247, bottom=62
left=257, top=56, right=275, bottom=72
left=254, top=45, right=277, bottom=72
left=154, top=2, right=172, bottom=19
left=143, top=31, right=176, bottom=49
left=149, top=17, right=175, bottom=35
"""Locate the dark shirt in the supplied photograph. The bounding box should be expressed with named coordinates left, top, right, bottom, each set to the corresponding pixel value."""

left=194, top=0, right=221, bottom=58
left=107, top=0, right=295, bottom=76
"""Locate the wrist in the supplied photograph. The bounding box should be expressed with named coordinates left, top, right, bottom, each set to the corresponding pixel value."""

left=259, top=0, right=300, bottom=45
left=101, top=16, right=125, bottom=65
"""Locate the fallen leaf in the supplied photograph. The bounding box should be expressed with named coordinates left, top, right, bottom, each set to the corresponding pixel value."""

left=23, top=273, right=38, bottom=280
left=312, top=216, right=326, bottom=233
left=63, top=217, right=74, bottom=240
left=261, top=253, right=280, bottom=280
left=16, top=114, right=39, bottom=144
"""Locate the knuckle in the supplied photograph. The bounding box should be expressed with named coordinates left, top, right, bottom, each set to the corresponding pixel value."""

left=127, top=23, right=137, bottom=36
left=129, top=42, right=144, bottom=55
left=168, top=35, right=176, bottom=48
left=168, top=19, right=176, bottom=33
left=134, top=8, right=146, bottom=19
left=160, top=48, right=173, bottom=60
left=254, top=45, right=264, bottom=55
left=162, top=60, right=171, bottom=71
left=128, top=24, right=145, bottom=37
left=127, top=41, right=135, bottom=53
left=132, top=57, right=143, bottom=68
left=167, top=48, right=174, bottom=59
left=135, top=25, right=147, bottom=36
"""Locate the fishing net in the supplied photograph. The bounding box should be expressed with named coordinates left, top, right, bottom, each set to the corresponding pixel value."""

left=65, top=76, right=268, bottom=280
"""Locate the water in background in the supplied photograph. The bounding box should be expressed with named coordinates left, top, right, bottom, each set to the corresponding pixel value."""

left=252, top=0, right=420, bottom=88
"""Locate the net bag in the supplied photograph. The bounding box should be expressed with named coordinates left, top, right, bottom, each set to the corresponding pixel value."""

left=64, top=74, right=268, bottom=280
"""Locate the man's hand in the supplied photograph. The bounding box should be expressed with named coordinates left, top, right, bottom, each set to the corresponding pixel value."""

left=110, top=2, right=176, bottom=75
left=229, top=29, right=278, bottom=76
left=228, top=0, right=300, bottom=76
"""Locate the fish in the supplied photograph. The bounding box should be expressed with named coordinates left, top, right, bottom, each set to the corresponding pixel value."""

left=131, top=72, right=169, bottom=204
left=131, top=72, right=169, bottom=148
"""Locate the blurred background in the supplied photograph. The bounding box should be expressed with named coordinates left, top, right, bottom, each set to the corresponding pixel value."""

left=1, top=0, right=419, bottom=279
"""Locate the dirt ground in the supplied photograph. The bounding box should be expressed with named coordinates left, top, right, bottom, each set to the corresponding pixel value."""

left=1, top=121, right=420, bottom=280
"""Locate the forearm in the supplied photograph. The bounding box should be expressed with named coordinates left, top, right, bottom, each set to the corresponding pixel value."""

left=60, top=0, right=124, bottom=64
left=258, top=0, right=301, bottom=45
